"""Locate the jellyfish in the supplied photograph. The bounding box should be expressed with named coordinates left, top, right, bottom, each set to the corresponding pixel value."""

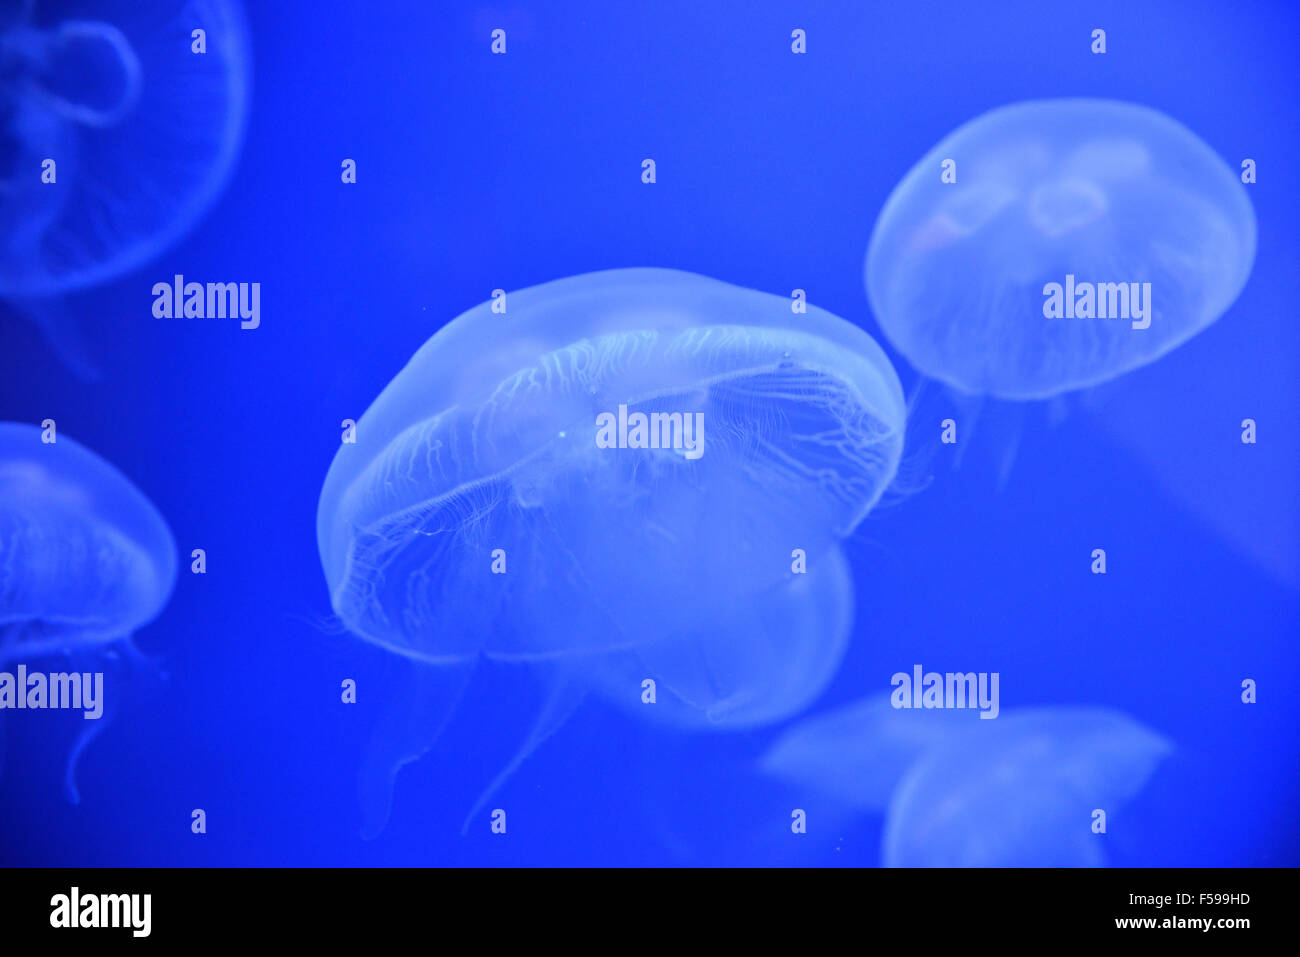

left=883, top=708, right=1171, bottom=867
left=759, top=692, right=985, bottom=813
left=761, top=696, right=1170, bottom=866
left=865, top=99, right=1256, bottom=479
left=0, top=421, right=176, bottom=800
left=0, top=0, right=251, bottom=375
left=316, top=267, right=907, bottom=834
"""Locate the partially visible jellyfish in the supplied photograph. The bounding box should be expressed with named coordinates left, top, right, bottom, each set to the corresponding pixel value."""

left=883, top=708, right=1171, bottom=867
left=587, top=534, right=857, bottom=732
left=759, top=692, right=985, bottom=813
left=0, top=0, right=251, bottom=374
left=761, top=696, right=1170, bottom=866
left=316, top=267, right=907, bottom=834
left=0, top=421, right=176, bottom=800
left=865, top=99, right=1256, bottom=478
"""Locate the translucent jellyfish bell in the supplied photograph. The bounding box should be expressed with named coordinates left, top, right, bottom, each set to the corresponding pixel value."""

left=883, top=708, right=1171, bottom=867
left=317, top=267, right=906, bottom=832
left=0, top=1, right=250, bottom=378
left=760, top=692, right=984, bottom=812
left=866, top=99, right=1256, bottom=401
left=761, top=697, right=1170, bottom=866
left=0, top=0, right=250, bottom=297
left=0, top=421, right=176, bottom=799
left=595, top=544, right=856, bottom=731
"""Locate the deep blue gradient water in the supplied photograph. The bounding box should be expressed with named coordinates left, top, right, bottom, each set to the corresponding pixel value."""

left=1, top=0, right=1297, bottom=866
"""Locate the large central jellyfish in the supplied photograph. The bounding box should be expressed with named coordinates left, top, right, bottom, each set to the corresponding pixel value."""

left=0, top=0, right=251, bottom=374
left=0, top=421, right=176, bottom=799
left=317, top=268, right=906, bottom=833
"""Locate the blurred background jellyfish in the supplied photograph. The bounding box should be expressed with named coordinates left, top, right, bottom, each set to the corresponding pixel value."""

left=316, top=267, right=906, bottom=834
left=0, top=0, right=251, bottom=376
left=883, top=708, right=1171, bottom=867
left=865, top=98, right=1256, bottom=479
left=762, top=696, right=1170, bottom=866
left=0, top=421, right=177, bottom=801
left=760, top=692, right=984, bottom=814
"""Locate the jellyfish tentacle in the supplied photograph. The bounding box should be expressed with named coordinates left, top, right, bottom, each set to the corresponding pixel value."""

left=64, top=637, right=162, bottom=805
left=878, top=377, right=944, bottom=505
left=112, top=635, right=168, bottom=683
left=64, top=706, right=110, bottom=805
left=992, top=400, right=1028, bottom=491
left=458, top=666, right=584, bottom=836
left=704, top=688, right=760, bottom=724
left=359, top=659, right=475, bottom=839
left=947, top=390, right=984, bottom=472
left=284, top=606, right=351, bottom=636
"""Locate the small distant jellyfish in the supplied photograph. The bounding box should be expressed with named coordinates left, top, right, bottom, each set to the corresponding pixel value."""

left=0, top=0, right=251, bottom=374
left=867, top=99, right=1256, bottom=400
left=316, top=267, right=906, bottom=834
left=0, top=421, right=177, bottom=801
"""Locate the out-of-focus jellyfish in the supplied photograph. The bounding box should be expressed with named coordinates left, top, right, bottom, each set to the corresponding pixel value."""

left=317, top=267, right=906, bottom=834
left=865, top=99, right=1255, bottom=478
left=762, top=696, right=1170, bottom=867
left=760, top=692, right=984, bottom=813
left=883, top=708, right=1171, bottom=867
left=0, top=421, right=176, bottom=800
left=0, top=0, right=251, bottom=375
